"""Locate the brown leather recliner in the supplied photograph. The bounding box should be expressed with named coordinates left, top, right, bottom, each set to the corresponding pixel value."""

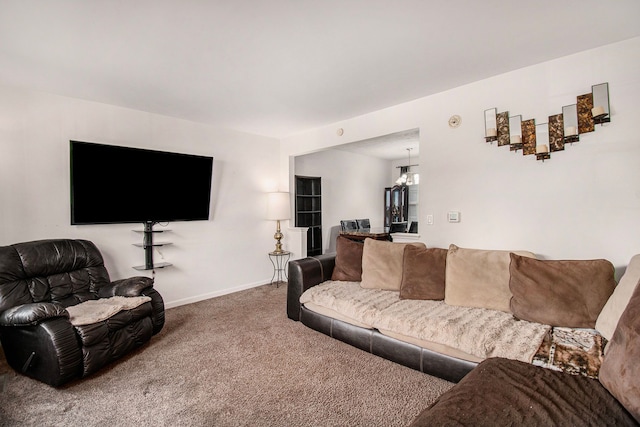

left=0, top=239, right=164, bottom=386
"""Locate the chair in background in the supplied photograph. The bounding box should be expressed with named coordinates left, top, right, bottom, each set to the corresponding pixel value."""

left=340, top=220, right=358, bottom=231
left=408, top=221, right=418, bottom=233
left=356, top=218, right=370, bottom=230
left=389, top=222, right=408, bottom=233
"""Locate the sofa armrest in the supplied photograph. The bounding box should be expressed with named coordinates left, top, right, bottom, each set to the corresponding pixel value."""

left=0, top=316, right=82, bottom=386
left=0, top=302, right=69, bottom=327
left=97, top=277, right=164, bottom=335
left=97, top=276, right=154, bottom=298
left=141, top=287, right=165, bottom=335
left=287, top=253, right=336, bottom=321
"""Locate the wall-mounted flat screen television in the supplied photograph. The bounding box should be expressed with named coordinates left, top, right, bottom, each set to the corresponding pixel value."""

left=70, top=140, right=214, bottom=225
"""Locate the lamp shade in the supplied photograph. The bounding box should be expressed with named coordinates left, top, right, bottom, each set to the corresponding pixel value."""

left=266, top=192, right=290, bottom=220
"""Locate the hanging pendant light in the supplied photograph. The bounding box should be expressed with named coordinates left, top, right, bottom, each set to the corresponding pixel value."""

left=406, top=170, right=415, bottom=186
left=396, top=148, right=419, bottom=186
left=395, top=166, right=408, bottom=185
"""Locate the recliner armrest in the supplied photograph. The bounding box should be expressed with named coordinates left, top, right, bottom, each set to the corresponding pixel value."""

left=0, top=302, right=69, bottom=327
left=287, top=253, right=336, bottom=321
left=97, top=276, right=154, bottom=298
left=98, top=277, right=164, bottom=335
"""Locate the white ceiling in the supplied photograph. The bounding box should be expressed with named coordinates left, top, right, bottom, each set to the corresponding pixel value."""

left=333, top=129, right=419, bottom=160
left=1, top=1, right=639, bottom=139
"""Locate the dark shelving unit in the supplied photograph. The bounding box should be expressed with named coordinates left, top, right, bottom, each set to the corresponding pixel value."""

left=384, top=186, right=409, bottom=230
left=295, top=175, right=322, bottom=256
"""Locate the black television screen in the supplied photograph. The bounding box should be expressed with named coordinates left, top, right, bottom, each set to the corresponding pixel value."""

left=70, top=141, right=214, bottom=225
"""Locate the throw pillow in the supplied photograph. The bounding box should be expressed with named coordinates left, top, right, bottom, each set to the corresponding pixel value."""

left=399, top=246, right=447, bottom=300
left=444, top=244, right=536, bottom=313
left=531, top=327, right=606, bottom=379
left=599, top=278, right=640, bottom=423
left=596, top=254, right=640, bottom=340
left=360, top=239, right=426, bottom=291
left=331, top=236, right=364, bottom=282
left=509, top=253, right=616, bottom=328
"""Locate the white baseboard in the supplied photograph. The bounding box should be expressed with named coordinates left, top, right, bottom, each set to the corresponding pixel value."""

left=163, top=279, right=272, bottom=309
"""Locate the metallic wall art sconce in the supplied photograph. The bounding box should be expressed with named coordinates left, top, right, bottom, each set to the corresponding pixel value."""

left=522, top=119, right=536, bottom=156
left=509, top=115, right=523, bottom=151
left=535, top=123, right=550, bottom=162
left=548, top=114, right=564, bottom=152
left=562, top=104, right=579, bottom=143
left=577, top=93, right=595, bottom=134
left=497, top=111, right=510, bottom=146
left=591, top=83, right=610, bottom=125
left=484, top=108, right=498, bottom=143
left=483, top=83, right=611, bottom=162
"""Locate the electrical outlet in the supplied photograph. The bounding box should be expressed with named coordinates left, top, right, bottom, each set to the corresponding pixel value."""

left=426, top=214, right=434, bottom=225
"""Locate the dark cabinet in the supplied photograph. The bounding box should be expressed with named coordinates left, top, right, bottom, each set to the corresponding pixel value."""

left=295, top=176, right=322, bottom=256
left=384, top=186, right=408, bottom=231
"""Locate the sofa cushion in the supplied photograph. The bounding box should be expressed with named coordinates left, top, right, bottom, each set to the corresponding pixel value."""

left=361, top=239, right=426, bottom=291
left=409, top=358, right=637, bottom=427
left=596, top=254, right=640, bottom=340
left=300, top=280, right=399, bottom=328
left=509, top=254, right=616, bottom=328
left=331, top=236, right=364, bottom=282
left=374, top=298, right=549, bottom=362
left=444, top=244, right=535, bottom=313
left=531, top=327, right=606, bottom=379
left=301, top=281, right=549, bottom=363
left=599, top=278, right=640, bottom=423
left=400, top=246, right=447, bottom=300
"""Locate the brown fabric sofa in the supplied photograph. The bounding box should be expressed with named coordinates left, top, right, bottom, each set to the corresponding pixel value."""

left=287, top=252, right=477, bottom=382
left=287, top=239, right=640, bottom=425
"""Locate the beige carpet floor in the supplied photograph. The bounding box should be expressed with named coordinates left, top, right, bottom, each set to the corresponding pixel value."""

left=0, top=284, right=453, bottom=426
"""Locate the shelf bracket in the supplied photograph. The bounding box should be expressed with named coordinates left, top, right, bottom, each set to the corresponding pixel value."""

left=143, top=221, right=155, bottom=270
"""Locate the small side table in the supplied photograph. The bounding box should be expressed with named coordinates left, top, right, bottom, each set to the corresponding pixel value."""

left=268, top=251, right=291, bottom=287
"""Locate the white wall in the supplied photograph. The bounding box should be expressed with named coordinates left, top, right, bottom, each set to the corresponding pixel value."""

left=0, top=85, right=281, bottom=307
left=294, top=149, right=389, bottom=252
left=282, top=37, right=640, bottom=271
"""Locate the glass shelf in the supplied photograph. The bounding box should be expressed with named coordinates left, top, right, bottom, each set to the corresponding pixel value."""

left=133, top=262, right=172, bottom=271
left=133, top=226, right=172, bottom=270
left=132, top=242, right=173, bottom=247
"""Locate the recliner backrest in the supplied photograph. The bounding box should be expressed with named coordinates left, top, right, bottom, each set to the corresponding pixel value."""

left=0, top=239, right=111, bottom=313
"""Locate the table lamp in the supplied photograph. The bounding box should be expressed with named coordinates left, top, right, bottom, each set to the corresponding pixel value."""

left=266, top=192, right=290, bottom=253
